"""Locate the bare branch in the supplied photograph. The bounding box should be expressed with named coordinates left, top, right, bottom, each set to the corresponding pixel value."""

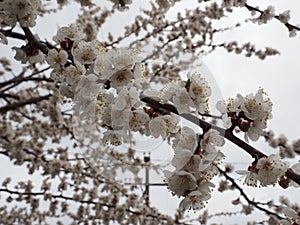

left=0, top=94, right=52, bottom=114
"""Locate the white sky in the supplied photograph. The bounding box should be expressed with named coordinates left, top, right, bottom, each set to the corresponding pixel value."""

left=1, top=0, right=300, bottom=224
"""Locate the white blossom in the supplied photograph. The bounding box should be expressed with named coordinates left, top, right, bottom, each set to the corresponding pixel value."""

left=200, top=151, right=225, bottom=179
left=72, top=40, right=104, bottom=65
left=173, top=89, right=194, bottom=113
left=173, top=126, right=198, bottom=152
left=46, top=49, right=68, bottom=70
left=179, top=181, right=214, bottom=211
left=12, top=47, right=28, bottom=64
left=216, top=89, right=272, bottom=142
left=201, top=129, right=225, bottom=149
left=256, top=154, right=289, bottom=186
left=171, top=149, right=193, bottom=170
left=200, top=129, right=225, bottom=162
left=129, top=109, right=150, bottom=132
left=236, top=169, right=259, bottom=187
left=215, top=99, right=227, bottom=114
left=188, top=72, right=211, bottom=113
left=164, top=170, right=197, bottom=196
left=0, top=0, right=41, bottom=27
left=110, top=87, right=140, bottom=131
left=73, top=74, right=101, bottom=123
left=93, top=48, right=142, bottom=87
left=12, top=46, right=44, bottom=64
left=242, top=89, right=272, bottom=121
left=62, top=63, right=85, bottom=85
left=257, top=6, right=275, bottom=25
left=110, top=67, right=135, bottom=88
left=216, top=100, right=232, bottom=128
left=278, top=10, right=291, bottom=24
left=103, top=130, right=123, bottom=146
left=160, top=82, right=184, bottom=103
left=53, top=23, right=85, bottom=43
left=160, top=114, right=180, bottom=135
left=111, top=107, right=131, bottom=131
left=183, top=154, right=202, bottom=172
left=149, top=117, right=167, bottom=138
left=289, top=28, right=298, bottom=38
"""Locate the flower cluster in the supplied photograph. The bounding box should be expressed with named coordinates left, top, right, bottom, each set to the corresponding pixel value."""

left=256, top=6, right=276, bottom=25
left=256, top=154, right=289, bottom=186
left=0, top=0, right=41, bottom=27
left=278, top=10, right=291, bottom=24
left=93, top=48, right=143, bottom=89
left=46, top=23, right=297, bottom=212
left=53, top=23, right=86, bottom=43
left=159, top=72, right=211, bottom=114
left=148, top=114, right=180, bottom=138
left=237, top=154, right=290, bottom=187
left=164, top=127, right=225, bottom=211
left=47, top=23, right=183, bottom=146
left=216, top=88, right=273, bottom=141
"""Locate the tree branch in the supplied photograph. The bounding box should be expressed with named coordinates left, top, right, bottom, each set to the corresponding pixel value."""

left=0, top=94, right=52, bottom=114
left=140, top=95, right=300, bottom=186
left=218, top=167, right=284, bottom=220
left=21, top=26, right=49, bottom=54
left=244, top=3, right=300, bottom=32
left=0, top=29, right=26, bottom=41
left=0, top=187, right=190, bottom=225
left=0, top=92, right=20, bottom=100
left=0, top=66, right=51, bottom=92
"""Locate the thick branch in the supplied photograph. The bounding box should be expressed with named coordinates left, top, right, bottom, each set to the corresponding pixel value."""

left=21, top=26, right=49, bottom=54
left=0, top=29, right=26, bottom=40
left=0, top=92, right=20, bottom=100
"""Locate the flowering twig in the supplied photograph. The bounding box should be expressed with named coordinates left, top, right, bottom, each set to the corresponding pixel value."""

left=218, top=167, right=284, bottom=220
left=0, top=187, right=191, bottom=225
left=244, top=4, right=300, bottom=32
left=141, top=95, right=300, bottom=186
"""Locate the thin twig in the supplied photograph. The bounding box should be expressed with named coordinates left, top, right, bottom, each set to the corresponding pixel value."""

left=0, top=94, right=52, bottom=114
left=0, top=187, right=190, bottom=225
left=244, top=4, right=300, bottom=32
left=218, top=167, right=284, bottom=220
